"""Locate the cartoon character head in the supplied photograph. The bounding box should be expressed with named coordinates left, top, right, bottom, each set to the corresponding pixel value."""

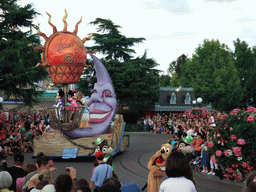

left=93, top=137, right=114, bottom=167
left=177, top=140, right=193, bottom=154
left=56, top=89, right=64, bottom=99
left=68, top=90, right=77, bottom=98
left=86, top=54, right=117, bottom=136
left=94, top=137, right=114, bottom=156
left=154, top=143, right=172, bottom=167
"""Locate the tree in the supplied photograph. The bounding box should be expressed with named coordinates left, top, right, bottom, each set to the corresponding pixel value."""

left=173, top=39, right=242, bottom=112
left=233, top=38, right=256, bottom=107
left=0, top=0, right=48, bottom=106
left=158, top=74, right=171, bottom=87
left=168, top=54, right=187, bottom=77
left=78, top=18, right=160, bottom=114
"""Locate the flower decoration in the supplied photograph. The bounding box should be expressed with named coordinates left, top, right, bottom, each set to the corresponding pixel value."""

left=226, top=167, right=234, bottom=173
left=247, top=116, right=254, bottom=122
left=185, top=107, right=209, bottom=119
left=237, top=139, right=246, bottom=145
left=247, top=107, right=256, bottom=113
left=231, top=108, right=241, bottom=116
left=230, top=134, right=237, bottom=140
left=208, top=141, right=214, bottom=147
left=224, top=149, right=232, bottom=157
left=216, top=150, right=222, bottom=157
left=232, top=147, right=242, bottom=157
left=209, top=108, right=256, bottom=181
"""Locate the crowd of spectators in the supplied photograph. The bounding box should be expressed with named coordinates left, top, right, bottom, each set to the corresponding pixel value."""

left=0, top=109, right=52, bottom=159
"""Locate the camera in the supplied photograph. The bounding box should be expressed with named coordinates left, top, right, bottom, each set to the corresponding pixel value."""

left=65, top=167, right=71, bottom=172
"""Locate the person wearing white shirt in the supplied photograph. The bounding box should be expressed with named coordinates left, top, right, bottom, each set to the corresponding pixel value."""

left=160, top=151, right=197, bottom=192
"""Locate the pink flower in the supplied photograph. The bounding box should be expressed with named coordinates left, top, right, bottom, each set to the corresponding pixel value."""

left=216, top=150, right=222, bottom=157
left=232, top=147, right=242, bottom=157
left=224, top=149, right=232, bottom=157
left=230, top=135, right=237, bottom=140
left=224, top=174, right=232, bottom=179
left=231, top=108, right=241, bottom=116
left=208, top=141, right=214, bottom=147
left=242, top=161, right=249, bottom=168
left=226, top=168, right=234, bottom=173
left=247, top=107, right=256, bottom=112
left=247, top=115, right=254, bottom=122
left=237, top=139, right=246, bottom=145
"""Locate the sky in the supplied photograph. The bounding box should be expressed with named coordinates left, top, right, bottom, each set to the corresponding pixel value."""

left=19, top=0, right=256, bottom=74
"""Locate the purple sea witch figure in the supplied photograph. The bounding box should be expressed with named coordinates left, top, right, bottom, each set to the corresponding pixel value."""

left=64, top=54, right=117, bottom=138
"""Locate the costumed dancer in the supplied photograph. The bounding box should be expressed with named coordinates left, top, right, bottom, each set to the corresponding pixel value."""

left=147, top=143, right=172, bottom=192
left=67, top=90, right=79, bottom=111
left=53, top=89, right=65, bottom=120
left=79, top=96, right=90, bottom=128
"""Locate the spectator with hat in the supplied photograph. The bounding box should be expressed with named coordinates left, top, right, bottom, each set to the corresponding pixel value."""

left=89, top=151, right=113, bottom=192
left=2, top=153, right=25, bottom=192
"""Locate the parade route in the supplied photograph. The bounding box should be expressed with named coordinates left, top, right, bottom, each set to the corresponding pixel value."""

left=3, top=132, right=244, bottom=192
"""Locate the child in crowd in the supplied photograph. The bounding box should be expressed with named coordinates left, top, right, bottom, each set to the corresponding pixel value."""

left=201, top=141, right=209, bottom=173
left=208, top=155, right=218, bottom=175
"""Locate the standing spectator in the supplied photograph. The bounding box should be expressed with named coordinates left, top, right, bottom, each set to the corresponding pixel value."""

left=159, top=151, right=196, bottom=192
left=242, top=171, right=256, bottom=192
left=2, top=153, right=25, bottom=192
left=193, top=135, right=203, bottom=158
left=0, top=171, right=13, bottom=192
left=201, top=142, right=209, bottom=173
left=23, top=155, right=56, bottom=192
left=24, top=117, right=31, bottom=132
left=16, top=163, right=37, bottom=192
left=54, top=167, right=76, bottom=192
left=143, top=117, right=148, bottom=131
left=89, top=151, right=113, bottom=192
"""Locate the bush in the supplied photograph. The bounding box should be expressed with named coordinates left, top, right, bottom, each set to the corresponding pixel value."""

left=208, top=107, right=256, bottom=181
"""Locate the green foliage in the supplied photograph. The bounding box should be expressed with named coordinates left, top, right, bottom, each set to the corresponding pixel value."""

left=158, top=74, right=171, bottom=87
left=78, top=18, right=160, bottom=114
left=208, top=107, right=256, bottom=181
left=89, top=18, right=145, bottom=61
left=233, top=38, right=256, bottom=107
left=0, top=0, right=48, bottom=107
left=171, top=39, right=242, bottom=112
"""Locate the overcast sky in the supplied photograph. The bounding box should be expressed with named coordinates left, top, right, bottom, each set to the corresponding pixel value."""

left=19, top=0, right=256, bottom=74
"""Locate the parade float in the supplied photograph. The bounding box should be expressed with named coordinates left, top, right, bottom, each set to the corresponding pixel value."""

left=29, top=10, right=129, bottom=158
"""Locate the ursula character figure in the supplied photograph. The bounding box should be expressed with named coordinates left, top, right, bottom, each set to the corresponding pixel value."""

left=53, top=89, right=65, bottom=120
left=67, top=90, right=79, bottom=111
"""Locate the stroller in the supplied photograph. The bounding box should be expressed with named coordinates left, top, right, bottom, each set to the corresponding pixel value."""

left=191, top=156, right=203, bottom=172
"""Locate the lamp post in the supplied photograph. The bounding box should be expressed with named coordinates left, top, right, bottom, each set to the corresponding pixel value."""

left=0, top=97, right=3, bottom=110
left=192, top=100, right=196, bottom=108
left=197, top=97, right=202, bottom=108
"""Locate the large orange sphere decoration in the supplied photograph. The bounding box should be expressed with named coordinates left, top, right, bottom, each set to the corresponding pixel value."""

left=29, top=10, right=93, bottom=84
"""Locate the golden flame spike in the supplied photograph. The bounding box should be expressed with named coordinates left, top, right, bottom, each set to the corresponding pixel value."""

left=33, top=25, right=48, bottom=41
left=73, top=16, right=82, bottom=35
left=63, top=9, right=68, bottom=32
left=82, top=33, right=93, bottom=43
left=46, top=12, right=57, bottom=33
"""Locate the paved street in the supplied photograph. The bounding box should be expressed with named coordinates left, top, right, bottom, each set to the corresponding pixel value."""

left=2, top=132, right=244, bottom=192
